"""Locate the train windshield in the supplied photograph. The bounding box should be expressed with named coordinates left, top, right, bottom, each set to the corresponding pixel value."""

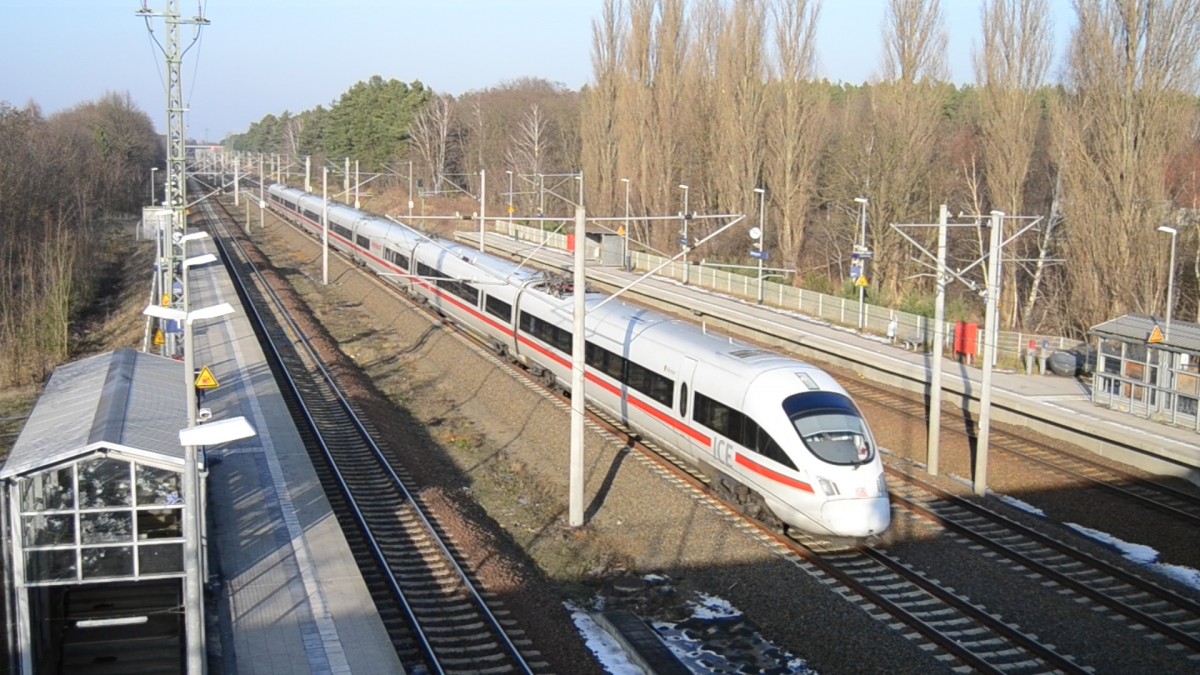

left=782, top=391, right=873, bottom=465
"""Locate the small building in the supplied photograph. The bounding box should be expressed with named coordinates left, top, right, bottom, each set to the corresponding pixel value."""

left=1, top=348, right=195, bottom=674
left=1088, top=314, right=1200, bottom=432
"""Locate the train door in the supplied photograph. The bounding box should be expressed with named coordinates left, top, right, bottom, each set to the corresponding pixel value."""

left=675, top=356, right=698, bottom=449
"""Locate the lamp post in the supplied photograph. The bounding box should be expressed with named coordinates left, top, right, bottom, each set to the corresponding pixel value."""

left=854, top=197, right=869, bottom=330
left=479, top=168, right=486, bottom=252
left=150, top=167, right=159, bottom=204
left=143, top=301, right=238, bottom=675
left=506, top=170, right=514, bottom=230
left=1159, top=225, right=1178, bottom=339
left=754, top=187, right=766, bottom=304
left=679, top=184, right=690, bottom=284
left=622, top=178, right=631, bottom=271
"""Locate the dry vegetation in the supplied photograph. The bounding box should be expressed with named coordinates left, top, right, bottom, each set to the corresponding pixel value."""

left=0, top=93, right=162, bottom=388
left=229, top=0, right=1200, bottom=340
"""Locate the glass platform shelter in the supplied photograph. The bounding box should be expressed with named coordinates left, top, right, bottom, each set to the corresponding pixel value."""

left=1, top=348, right=195, bottom=674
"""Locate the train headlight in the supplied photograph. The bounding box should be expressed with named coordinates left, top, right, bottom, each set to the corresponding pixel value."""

left=817, top=477, right=839, bottom=496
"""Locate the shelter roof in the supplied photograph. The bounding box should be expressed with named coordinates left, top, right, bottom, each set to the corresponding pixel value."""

left=1, top=349, right=186, bottom=479
left=1088, top=314, right=1200, bottom=355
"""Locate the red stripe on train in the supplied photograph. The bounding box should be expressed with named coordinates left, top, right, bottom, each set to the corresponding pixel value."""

left=735, top=453, right=815, bottom=493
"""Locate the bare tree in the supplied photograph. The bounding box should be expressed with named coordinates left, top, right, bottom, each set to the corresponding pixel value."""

left=411, top=94, right=454, bottom=193
left=510, top=104, right=550, bottom=181
left=974, top=0, right=1053, bottom=328
left=710, top=0, right=769, bottom=255
left=1057, top=0, right=1200, bottom=329
left=764, top=0, right=826, bottom=266
left=282, top=113, right=305, bottom=159
left=882, top=0, right=948, bottom=84
left=581, top=0, right=623, bottom=219
left=836, top=0, right=948, bottom=299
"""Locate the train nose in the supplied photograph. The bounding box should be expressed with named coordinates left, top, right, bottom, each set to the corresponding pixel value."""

left=820, top=496, right=892, bottom=537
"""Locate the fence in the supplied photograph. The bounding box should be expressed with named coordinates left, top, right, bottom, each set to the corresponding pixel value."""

left=491, top=219, right=1082, bottom=368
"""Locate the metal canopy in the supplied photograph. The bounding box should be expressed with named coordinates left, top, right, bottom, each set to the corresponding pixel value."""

left=1089, top=314, right=1200, bottom=355
left=1, top=349, right=186, bottom=479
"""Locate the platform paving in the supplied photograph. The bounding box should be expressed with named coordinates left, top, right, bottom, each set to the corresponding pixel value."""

left=184, top=235, right=403, bottom=674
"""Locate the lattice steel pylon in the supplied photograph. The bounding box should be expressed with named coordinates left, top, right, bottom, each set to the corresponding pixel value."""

left=136, top=0, right=209, bottom=356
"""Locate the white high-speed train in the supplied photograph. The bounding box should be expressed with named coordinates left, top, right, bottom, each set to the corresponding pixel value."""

left=267, top=184, right=890, bottom=538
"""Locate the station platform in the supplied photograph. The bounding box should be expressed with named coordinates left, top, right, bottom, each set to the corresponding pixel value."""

left=462, top=230, right=1200, bottom=486
left=185, top=234, right=403, bottom=674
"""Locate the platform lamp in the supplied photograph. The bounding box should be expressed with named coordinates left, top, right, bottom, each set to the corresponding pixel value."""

left=143, top=301, right=249, bottom=674
left=1158, top=225, right=1177, bottom=340
left=679, top=184, right=690, bottom=284
left=621, top=177, right=631, bottom=271
left=754, top=187, right=767, bottom=304
left=853, top=197, right=869, bottom=330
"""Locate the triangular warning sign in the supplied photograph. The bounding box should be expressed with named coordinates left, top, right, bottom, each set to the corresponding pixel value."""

left=1148, top=324, right=1165, bottom=344
left=154, top=329, right=165, bottom=346
left=194, top=366, right=220, bottom=390
left=856, top=275, right=869, bottom=288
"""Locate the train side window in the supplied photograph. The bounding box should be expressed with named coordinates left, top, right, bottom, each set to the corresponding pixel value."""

left=747, top=420, right=797, bottom=470
left=585, top=342, right=625, bottom=380
left=649, top=371, right=674, bottom=407
left=356, top=234, right=370, bottom=249
left=624, top=362, right=673, bottom=407
left=385, top=249, right=409, bottom=270
left=485, top=295, right=511, bottom=323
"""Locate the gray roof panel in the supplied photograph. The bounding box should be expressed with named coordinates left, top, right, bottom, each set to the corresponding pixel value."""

left=1088, top=314, right=1200, bottom=354
left=2, top=349, right=186, bottom=479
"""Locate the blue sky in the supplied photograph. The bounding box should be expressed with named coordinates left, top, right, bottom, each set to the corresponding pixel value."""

left=1, top=1, right=1075, bottom=142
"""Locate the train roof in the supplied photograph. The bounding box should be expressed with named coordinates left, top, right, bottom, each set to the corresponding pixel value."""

left=549, top=285, right=819, bottom=375
left=428, top=239, right=545, bottom=286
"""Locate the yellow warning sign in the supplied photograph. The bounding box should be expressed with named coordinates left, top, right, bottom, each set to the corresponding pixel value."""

left=162, top=293, right=171, bottom=307
left=856, top=275, right=869, bottom=288
left=617, top=226, right=626, bottom=236
left=154, top=329, right=165, bottom=346
left=1148, top=324, right=1165, bottom=344
left=194, top=366, right=220, bottom=390
left=507, top=204, right=515, bottom=215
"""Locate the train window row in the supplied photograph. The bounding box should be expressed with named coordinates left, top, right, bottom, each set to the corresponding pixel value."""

left=519, top=311, right=676, bottom=409
left=356, top=234, right=370, bottom=249
left=694, top=392, right=796, bottom=470
left=332, top=223, right=352, bottom=240
left=302, top=208, right=320, bottom=222
left=520, top=311, right=572, bottom=353
left=417, top=261, right=480, bottom=306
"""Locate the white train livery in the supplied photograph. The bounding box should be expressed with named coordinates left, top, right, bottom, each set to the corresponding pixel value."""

left=267, top=184, right=890, bottom=538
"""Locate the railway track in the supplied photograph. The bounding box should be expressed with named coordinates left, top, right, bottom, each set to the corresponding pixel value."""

left=840, top=379, right=1200, bottom=531
left=197, top=197, right=541, bottom=674
left=884, top=468, right=1200, bottom=654
left=229, top=189, right=1200, bottom=672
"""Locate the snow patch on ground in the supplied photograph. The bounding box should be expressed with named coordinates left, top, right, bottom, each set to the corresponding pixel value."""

left=565, top=602, right=646, bottom=675
left=1066, top=522, right=1200, bottom=592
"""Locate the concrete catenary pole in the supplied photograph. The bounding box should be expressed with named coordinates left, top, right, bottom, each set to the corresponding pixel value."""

left=134, top=3, right=209, bottom=668
left=974, top=211, right=1004, bottom=495
left=928, top=205, right=948, bottom=475
left=322, top=168, right=329, bottom=285
left=570, top=206, right=587, bottom=526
